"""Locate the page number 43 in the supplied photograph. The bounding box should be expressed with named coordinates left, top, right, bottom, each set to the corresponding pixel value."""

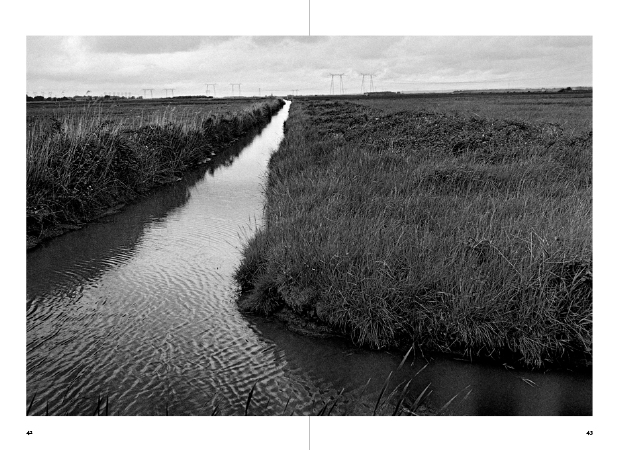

left=586, top=431, right=593, bottom=436
left=26, top=431, right=33, bottom=436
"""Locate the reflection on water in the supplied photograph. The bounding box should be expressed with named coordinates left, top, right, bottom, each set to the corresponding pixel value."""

left=246, top=315, right=592, bottom=415
left=27, top=101, right=318, bottom=416
left=27, top=99, right=591, bottom=416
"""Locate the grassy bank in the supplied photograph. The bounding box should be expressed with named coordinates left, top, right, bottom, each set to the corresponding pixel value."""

left=235, top=98, right=592, bottom=369
left=27, top=98, right=285, bottom=248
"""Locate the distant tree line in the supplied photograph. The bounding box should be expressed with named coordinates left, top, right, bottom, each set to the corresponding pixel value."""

left=26, top=94, right=219, bottom=102
left=173, top=95, right=213, bottom=99
left=26, top=95, right=141, bottom=102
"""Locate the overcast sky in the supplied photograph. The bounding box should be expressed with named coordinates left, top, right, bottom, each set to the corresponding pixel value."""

left=26, top=36, right=592, bottom=98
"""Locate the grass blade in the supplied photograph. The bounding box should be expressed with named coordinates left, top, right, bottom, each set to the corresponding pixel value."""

left=373, top=371, right=393, bottom=416
left=27, top=392, right=37, bottom=415
left=414, top=362, right=429, bottom=377
left=437, top=393, right=460, bottom=415
left=317, top=402, right=329, bottom=416
left=282, top=396, right=291, bottom=415
left=410, top=383, right=431, bottom=413
left=462, top=388, right=473, bottom=403
left=211, top=402, right=220, bottom=416
left=327, top=388, right=345, bottom=416
left=351, top=377, right=373, bottom=414
left=93, top=394, right=102, bottom=416
left=438, top=384, right=472, bottom=416
left=245, top=383, right=256, bottom=416
left=358, top=377, right=372, bottom=400
left=397, top=345, right=414, bottom=371
left=392, top=379, right=412, bottom=416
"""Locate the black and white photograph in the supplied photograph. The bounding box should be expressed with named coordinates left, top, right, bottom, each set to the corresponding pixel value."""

left=11, top=1, right=612, bottom=448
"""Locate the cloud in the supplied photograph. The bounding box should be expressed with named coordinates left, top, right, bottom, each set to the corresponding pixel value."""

left=250, top=36, right=329, bottom=47
left=82, top=36, right=202, bottom=54
left=26, top=36, right=592, bottom=96
left=82, top=36, right=236, bottom=54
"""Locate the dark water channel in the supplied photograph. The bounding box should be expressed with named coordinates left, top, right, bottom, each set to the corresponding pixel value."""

left=27, top=101, right=591, bottom=415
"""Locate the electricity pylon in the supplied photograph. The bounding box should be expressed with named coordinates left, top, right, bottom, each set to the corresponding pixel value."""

left=329, top=74, right=344, bottom=95
left=206, top=83, right=217, bottom=96
left=361, top=73, right=375, bottom=94
left=230, top=83, right=241, bottom=96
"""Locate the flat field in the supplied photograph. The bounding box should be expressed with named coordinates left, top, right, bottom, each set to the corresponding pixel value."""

left=236, top=92, right=592, bottom=369
left=26, top=97, right=265, bottom=122
left=349, top=91, right=592, bottom=133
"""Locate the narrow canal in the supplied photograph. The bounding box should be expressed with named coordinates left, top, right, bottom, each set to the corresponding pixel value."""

left=26, top=101, right=591, bottom=415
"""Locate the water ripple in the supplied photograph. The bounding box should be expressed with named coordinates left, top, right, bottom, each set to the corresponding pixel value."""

left=26, top=103, right=318, bottom=415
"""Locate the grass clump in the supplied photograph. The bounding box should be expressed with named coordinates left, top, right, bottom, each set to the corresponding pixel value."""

left=27, top=98, right=285, bottom=247
left=235, top=98, right=592, bottom=369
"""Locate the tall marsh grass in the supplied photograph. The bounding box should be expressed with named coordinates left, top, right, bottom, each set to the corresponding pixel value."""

left=26, top=99, right=285, bottom=245
left=235, top=99, right=592, bottom=368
